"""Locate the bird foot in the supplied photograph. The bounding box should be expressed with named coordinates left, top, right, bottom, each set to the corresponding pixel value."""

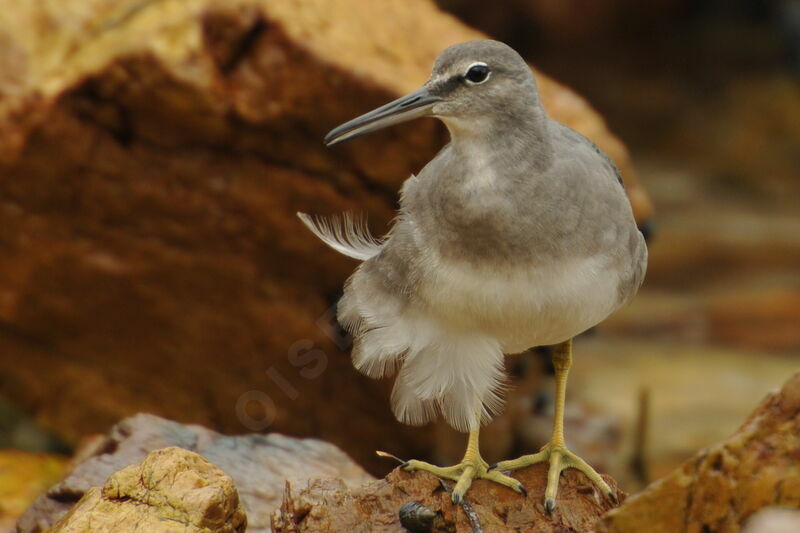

left=490, top=443, right=615, bottom=513
left=379, top=451, right=526, bottom=504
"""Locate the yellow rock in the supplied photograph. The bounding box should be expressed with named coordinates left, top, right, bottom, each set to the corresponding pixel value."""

left=47, top=446, right=246, bottom=533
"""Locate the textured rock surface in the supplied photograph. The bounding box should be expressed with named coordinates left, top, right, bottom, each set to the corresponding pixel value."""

left=16, top=414, right=372, bottom=533
left=596, top=371, right=800, bottom=533
left=46, top=446, right=246, bottom=533
left=0, top=0, right=649, bottom=475
left=272, top=465, right=624, bottom=532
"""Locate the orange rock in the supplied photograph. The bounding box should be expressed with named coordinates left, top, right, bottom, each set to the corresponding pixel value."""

left=272, top=465, right=624, bottom=532
left=0, top=0, right=649, bottom=475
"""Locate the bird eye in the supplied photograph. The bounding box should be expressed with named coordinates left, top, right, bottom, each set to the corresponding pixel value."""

left=464, top=63, right=490, bottom=84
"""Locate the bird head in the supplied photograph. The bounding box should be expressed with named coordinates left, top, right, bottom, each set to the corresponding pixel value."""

left=324, top=40, right=542, bottom=146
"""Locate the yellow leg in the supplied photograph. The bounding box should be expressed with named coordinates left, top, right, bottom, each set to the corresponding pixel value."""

left=491, top=339, right=615, bottom=513
left=380, top=412, right=526, bottom=504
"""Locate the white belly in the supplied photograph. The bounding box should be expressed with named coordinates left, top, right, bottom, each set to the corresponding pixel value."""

left=417, top=253, right=623, bottom=353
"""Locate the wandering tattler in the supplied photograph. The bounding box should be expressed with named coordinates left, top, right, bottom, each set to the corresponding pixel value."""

left=299, top=40, right=647, bottom=510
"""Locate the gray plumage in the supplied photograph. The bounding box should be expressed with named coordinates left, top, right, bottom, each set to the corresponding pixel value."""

left=300, top=40, right=647, bottom=433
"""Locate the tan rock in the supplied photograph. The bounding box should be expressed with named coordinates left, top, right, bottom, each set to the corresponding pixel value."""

left=272, top=465, right=624, bottom=532
left=17, top=414, right=372, bottom=533
left=46, top=446, right=246, bottom=533
left=0, top=0, right=649, bottom=476
left=596, top=371, right=800, bottom=533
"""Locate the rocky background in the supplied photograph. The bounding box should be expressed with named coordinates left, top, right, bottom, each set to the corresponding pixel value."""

left=0, top=0, right=798, bottom=532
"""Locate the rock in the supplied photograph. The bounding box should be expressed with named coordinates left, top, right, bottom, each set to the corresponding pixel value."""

left=16, top=414, right=373, bottom=533
left=46, top=447, right=246, bottom=533
left=271, top=465, right=624, bottom=532
left=0, top=0, right=649, bottom=475
left=596, top=371, right=800, bottom=533
left=0, top=451, right=66, bottom=533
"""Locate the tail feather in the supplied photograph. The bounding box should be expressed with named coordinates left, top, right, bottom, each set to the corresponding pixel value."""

left=297, top=212, right=382, bottom=261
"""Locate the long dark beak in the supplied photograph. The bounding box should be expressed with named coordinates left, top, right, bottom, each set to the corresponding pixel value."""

left=324, top=87, right=440, bottom=146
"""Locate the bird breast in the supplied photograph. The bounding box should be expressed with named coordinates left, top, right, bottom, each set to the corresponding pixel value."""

left=414, top=248, right=624, bottom=353
left=398, top=136, right=639, bottom=352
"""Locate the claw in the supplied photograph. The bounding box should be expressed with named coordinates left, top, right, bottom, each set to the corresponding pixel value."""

left=393, top=451, right=522, bottom=503
left=518, top=483, right=528, bottom=497
left=487, top=463, right=498, bottom=471
left=375, top=450, right=405, bottom=464
left=495, top=443, right=612, bottom=512
left=606, top=489, right=618, bottom=505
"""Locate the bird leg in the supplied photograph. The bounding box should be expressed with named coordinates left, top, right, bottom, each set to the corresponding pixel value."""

left=384, top=411, right=526, bottom=503
left=490, top=339, right=615, bottom=513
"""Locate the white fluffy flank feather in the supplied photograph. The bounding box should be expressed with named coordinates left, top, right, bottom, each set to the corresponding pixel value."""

left=338, top=275, right=508, bottom=433
left=297, top=212, right=383, bottom=261
left=390, top=329, right=507, bottom=432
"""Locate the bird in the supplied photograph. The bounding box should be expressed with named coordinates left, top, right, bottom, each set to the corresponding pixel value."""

left=299, top=39, right=647, bottom=511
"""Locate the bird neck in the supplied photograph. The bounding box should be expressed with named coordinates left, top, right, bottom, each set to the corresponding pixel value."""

left=444, top=106, right=554, bottom=176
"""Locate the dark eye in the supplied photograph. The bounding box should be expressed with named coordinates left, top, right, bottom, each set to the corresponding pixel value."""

left=465, top=63, right=490, bottom=84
